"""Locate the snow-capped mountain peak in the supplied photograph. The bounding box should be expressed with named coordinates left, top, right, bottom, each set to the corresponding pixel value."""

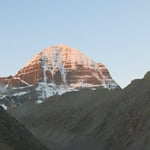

left=0, top=44, right=119, bottom=108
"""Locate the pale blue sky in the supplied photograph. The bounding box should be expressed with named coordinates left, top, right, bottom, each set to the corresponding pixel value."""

left=0, top=0, right=150, bottom=88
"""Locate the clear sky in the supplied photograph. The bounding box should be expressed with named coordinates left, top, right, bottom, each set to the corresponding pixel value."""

left=0, top=0, right=150, bottom=88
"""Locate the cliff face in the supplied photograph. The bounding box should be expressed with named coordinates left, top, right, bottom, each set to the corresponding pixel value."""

left=15, top=44, right=117, bottom=87
left=0, top=44, right=119, bottom=108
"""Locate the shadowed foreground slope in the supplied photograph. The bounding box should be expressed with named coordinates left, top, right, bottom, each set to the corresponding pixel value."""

left=0, top=107, right=49, bottom=150
left=10, top=72, right=150, bottom=150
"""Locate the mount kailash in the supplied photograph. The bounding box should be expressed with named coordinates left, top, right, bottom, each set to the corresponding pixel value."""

left=0, top=44, right=119, bottom=109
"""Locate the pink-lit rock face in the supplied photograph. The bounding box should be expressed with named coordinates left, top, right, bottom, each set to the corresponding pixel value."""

left=0, top=44, right=119, bottom=108
left=15, top=44, right=117, bottom=88
left=0, top=76, right=28, bottom=87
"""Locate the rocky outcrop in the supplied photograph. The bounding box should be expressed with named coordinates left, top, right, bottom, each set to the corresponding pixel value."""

left=0, top=76, right=28, bottom=87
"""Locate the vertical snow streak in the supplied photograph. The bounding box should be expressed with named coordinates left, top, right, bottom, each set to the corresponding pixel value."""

left=54, top=48, right=67, bottom=84
left=42, top=55, right=47, bottom=83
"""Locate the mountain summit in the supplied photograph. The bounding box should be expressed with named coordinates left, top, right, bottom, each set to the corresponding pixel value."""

left=0, top=44, right=119, bottom=108
left=16, top=44, right=118, bottom=89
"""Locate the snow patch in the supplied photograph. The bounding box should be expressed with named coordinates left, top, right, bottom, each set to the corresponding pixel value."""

left=0, top=104, right=7, bottom=110
left=0, top=95, right=6, bottom=99
left=13, top=91, right=28, bottom=96
left=70, top=82, right=101, bottom=89
left=36, top=82, right=73, bottom=100
left=36, top=100, right=43, bottom=104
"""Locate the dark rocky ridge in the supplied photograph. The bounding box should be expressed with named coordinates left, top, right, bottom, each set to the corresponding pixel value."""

left=0, top=106, right=49, bottom=150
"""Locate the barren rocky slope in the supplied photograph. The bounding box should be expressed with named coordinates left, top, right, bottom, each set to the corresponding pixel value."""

left=9, top=72, right=150, bottom=150
left=0, top=106, right=49, bottom=150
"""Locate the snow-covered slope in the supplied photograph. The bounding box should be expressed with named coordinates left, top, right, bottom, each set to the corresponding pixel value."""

left=0, top=44, right=119, bottom=108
